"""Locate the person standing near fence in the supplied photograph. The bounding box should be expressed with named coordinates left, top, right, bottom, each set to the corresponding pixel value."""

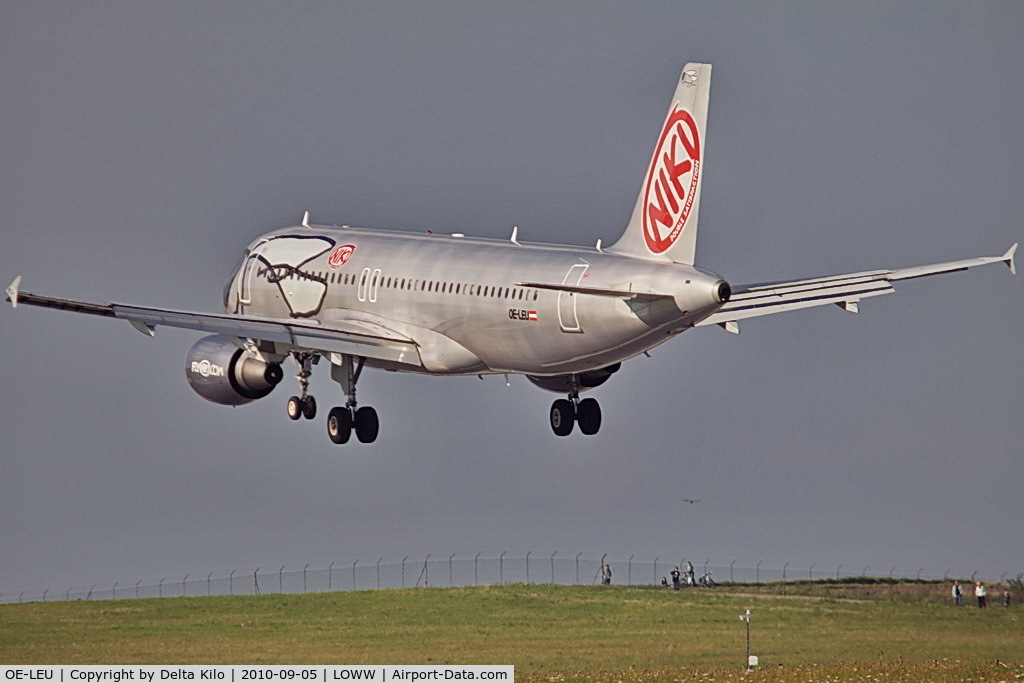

left=686, top=561, right=695, bottom=587
left=671, top=566, right=681, bottom=589
left=601, top=563, right=612, bottom=585
left=975, top=581, right=987, bottom=608
left=952, top=580, right=963, bottom=606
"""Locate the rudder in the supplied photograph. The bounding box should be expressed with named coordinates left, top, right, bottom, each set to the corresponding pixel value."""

left=610, top=63, right=711, bottom=264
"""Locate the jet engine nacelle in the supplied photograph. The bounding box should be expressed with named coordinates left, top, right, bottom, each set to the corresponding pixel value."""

left=185, top=334, right=283, bottom=406
left=526, top=363, right=621, bottom=394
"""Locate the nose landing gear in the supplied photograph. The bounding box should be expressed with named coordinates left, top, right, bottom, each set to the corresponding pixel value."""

left=286, top=352, right=318, bottom=421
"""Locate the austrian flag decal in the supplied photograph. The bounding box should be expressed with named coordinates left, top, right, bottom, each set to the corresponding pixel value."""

left=642, top=105, right=701, bottom=254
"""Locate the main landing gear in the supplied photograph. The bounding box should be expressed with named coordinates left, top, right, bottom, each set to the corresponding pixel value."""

left=285, top=352, right=379, bottom=445
left=549, top=381, right=602, bottom=437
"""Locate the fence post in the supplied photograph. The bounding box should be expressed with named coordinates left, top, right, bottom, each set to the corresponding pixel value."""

left=329, top=562, right=335, bottom=591
left=576, top=553, right=582, bottom=585
left=377, top=557, right=382, bottom=589
left=809, top=563, right=815, bottom=580
left=756, top=561, right=762, bottom=583
left=351, top=560, right=357, bottom=591
left=278, top=566, right=285, bottom=593
left=500, top=551, right=506, bottom=586
left=629, top=555, right=634, bottom=586
left=304, top=564, right=310, bottom=593
left=654, top=557, right=660, bottom=585
left=449, top=553, right=456, bottom=587
left=783, top=562, right=789, bottom=582
left=526, top=551, right=531, bottom=584
left=183, top=575, right=189, bottom=597
left=730, top=560, right=736, bottom=583
left=229, top=570, right=236, bottom=595
left=158, top=578, right=165, bottom=598
left=208, top=572, right=213, bottom=596
left=836, top=565, right=842, bottom=580
left=402, top=556, right=408, bottom=588
left=474, top=553, right=480, bottom=586
left=550, top=552, right=557, bottom=584
left=254, top=568, right=260, bottom=595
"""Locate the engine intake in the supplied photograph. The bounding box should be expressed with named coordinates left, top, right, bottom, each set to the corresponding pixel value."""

left=185, top=334, right=283, bottom=406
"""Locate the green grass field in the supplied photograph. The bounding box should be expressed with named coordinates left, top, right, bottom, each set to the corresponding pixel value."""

left=2, top=581, right=1021, bottom=681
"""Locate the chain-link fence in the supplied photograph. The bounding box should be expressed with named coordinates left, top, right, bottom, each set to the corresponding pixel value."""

left=2, top=554, right=1012, bottom=604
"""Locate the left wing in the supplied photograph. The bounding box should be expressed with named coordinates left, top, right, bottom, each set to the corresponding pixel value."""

left=4, top=277, right=422, bottom=366
left=696, top=244, right=1017, bottom=334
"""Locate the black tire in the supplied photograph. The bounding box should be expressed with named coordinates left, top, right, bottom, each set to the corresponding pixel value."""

left=354, top=406, right=379, bottom=443
left=302, top=395, right=317, bottom=420
left=576, top=397, right=602, bottom=435
left=287, top=396, right=303, bottom=421
left=327, top=406, right=352, bottom=445
left=550, top=399, right=575, bottom=436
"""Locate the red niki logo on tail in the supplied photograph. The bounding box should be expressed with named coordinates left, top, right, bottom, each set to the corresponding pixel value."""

left=642, top=105, right=701, bottom=254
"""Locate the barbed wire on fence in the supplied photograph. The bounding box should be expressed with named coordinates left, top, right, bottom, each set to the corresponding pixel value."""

left=2, top=554, right=1015, bottom=604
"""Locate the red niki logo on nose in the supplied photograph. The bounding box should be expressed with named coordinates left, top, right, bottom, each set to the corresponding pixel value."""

left=642, top=106, right=701, bottom=254
left=328, top=244, right=356, bottom=269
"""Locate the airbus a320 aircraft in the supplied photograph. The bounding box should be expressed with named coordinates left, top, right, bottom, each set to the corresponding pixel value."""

left=5, top=64, right=1017, bottom=444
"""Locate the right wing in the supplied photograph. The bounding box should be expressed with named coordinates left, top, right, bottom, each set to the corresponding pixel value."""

left=695, top=244, right=1017, bottom=334
left=4, top=277, right=422, bottom=366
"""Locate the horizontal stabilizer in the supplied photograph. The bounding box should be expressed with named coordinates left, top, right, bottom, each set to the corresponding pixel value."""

left=697, top=245, right=1017, bottom=330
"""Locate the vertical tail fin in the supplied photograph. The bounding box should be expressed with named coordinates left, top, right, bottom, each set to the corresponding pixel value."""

left=610, top=63, right=711, bottom=264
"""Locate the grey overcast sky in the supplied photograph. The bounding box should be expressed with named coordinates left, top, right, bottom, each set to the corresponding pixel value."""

left=1, top=1, right=1021, bottom=597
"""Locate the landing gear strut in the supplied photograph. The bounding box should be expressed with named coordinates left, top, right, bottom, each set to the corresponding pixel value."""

left=286, top=352, right=318, bottom=421
left=549, top=375, right=602, bottom=437
left=327, top=355, right=379, bottom=445
left=284, top=352, right=379, bottom=444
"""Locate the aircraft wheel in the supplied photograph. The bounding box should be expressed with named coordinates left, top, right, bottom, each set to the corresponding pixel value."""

left=302, top=395, right=317, bottom=420
left=550, top=399, right=575, bottom=437
left=287, top=396, right=303, bottom=421
left=354, top=406, right=379, bottom=444
left=327, top=406, right=352, bottom=445
left=576, top=397, right=602, bottom=435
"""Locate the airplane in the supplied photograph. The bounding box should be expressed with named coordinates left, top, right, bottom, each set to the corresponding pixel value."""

left=5, top=63, right=1017, bottom=445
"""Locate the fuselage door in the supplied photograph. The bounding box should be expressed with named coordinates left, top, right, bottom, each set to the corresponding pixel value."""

left=238, top=239, right=269, bottom=307
left=558, top=263, right=589, bottom=333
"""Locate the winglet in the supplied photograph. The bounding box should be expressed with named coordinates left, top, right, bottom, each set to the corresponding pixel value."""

left=1003, top=243, right=1018, bottom=275
left=5, top=276, right=21, bottom=308
left=302, top=210, right=311, bottom=228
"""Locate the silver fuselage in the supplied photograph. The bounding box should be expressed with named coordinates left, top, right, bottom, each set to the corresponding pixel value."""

left=223, top=225, right=728, bottom=377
